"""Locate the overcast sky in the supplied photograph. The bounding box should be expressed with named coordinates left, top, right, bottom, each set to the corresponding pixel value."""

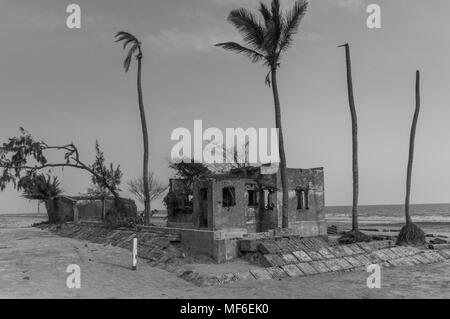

left=1, top=0, right=450, bottom=213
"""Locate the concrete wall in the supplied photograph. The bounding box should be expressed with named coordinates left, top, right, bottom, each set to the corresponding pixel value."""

left=139, top=225, right=243, bottom=263
left=167, top=179, right=194, bottom=228
left=211, top=178, right=247, bottom=231
left=273, top=167, right=327, bottom=236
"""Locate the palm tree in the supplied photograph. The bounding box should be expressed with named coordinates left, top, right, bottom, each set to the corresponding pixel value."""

left=337, top=43, right=369, bottom=244
left=216, top=0, right=308, bottom=228
left=397, top=70, right=425, bottom=245
left=20, top=174, right=63, bottom=223
left=115, top=31, right=151, bottom=225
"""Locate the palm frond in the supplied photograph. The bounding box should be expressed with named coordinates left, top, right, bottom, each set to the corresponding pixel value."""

left=124, top=43, right=139, bottom=72
left=227, top=8, right=265, bottom=51
left=115, top=31, right=137, bottom=43
left=258, top=2, right=272, bottom=26
left=215, top=42, right=265, bottom=63
left=259, top=0, right=283, bottom=60
left=279, top=0, right=308, bottom=52
left=20, top=174, right=63, bottom=201
left=115, top=31, right=141, bottom=72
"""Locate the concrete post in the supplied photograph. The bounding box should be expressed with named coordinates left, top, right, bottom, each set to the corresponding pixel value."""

left=132, top=237, right=137, bottom=271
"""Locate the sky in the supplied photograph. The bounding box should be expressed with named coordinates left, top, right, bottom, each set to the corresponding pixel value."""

left=1, top=0, right=450, bottom=213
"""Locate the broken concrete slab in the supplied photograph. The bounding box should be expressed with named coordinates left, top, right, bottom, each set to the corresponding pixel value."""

left=260, top=254, right=283, bottom=267
left=234, top=271, right=256, bottom=282
left=348, top=244, right=364, bottom=254
left=309, top=261, right=331, bottom=273
left=281, top=264, right=304, bottom=277
left=295, top=262, right=318, bottom=275
left=422, top=251, right=446, bottom=263
left=307, top=251, right=324, bottom=261
left=323, top=259, right=343, bottom=272
left=266, top=266, right=288, bottom=279
left=372, top=250, right=390, bottom=261
left=317, top=247, right=335, bottom=259
left=327, top=246, right=347, bottom=258
left=261, top=254, right=280, bottom=267
left=249, top=268, right=273, bottom=281
left=292, top=250, right=313, bottom=262
left=357, top=242, right=374, bottom=253
left=354, top=254, right=372, bottom=266
left=437, top=249, right=450, bottom=259
left=341, top=245, right=356, bottom=256
left=335, top=258, right=353, bottom=270
left=413, top=253, right=431, bottom=264
left=344, top=256, right=363, bottom=268
left=258, top=242, right=280, bottom=255
left=281, top=253, right=298, bottom=264
left=381, top=248, right=398, bottom=260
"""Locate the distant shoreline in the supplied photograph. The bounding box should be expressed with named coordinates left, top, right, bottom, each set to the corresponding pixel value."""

left=0, top=213, right=46, bottom=217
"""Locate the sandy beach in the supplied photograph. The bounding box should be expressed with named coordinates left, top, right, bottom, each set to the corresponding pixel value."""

left=1, top=215, right=449, bottom=299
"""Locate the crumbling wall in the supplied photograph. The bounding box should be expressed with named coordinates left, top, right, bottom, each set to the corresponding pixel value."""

left=211, top=178, right=247, bottom=232
left=279, top=168, right=326, bottom=235
left=166, top=179, right=194, bottom=228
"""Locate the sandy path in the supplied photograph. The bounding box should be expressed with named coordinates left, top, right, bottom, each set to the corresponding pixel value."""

left=1, top=223, right=450, bottom=299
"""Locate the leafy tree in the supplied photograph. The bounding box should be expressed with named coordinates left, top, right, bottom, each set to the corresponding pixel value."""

left=215, top=0, right=309, bottom=228
left=0, top=128, right=122, bottom=203
left=20, top=173, right=63, bottom=223
left=115, top=31, right=151, bottom=225
left=168, top=160, right=211, bottom=187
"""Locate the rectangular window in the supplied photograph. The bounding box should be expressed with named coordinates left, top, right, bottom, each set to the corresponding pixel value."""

left=264, top=189, right=274, bottom=210
left=222, top=187, right=236, bottom=207
left=247, top=189, right=258, bottom=207
left=296, top=189, right=309, bottom=210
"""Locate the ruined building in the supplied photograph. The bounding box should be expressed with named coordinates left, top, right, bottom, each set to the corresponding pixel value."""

left=164, top=164, right=326, bottom=262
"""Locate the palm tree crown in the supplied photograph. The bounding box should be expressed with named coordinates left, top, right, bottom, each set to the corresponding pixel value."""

left=115, top=31, right=143, bottom=72
left=216, top=0, right=308, bottom=81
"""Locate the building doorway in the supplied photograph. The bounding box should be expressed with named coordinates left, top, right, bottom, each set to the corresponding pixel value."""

left=199, top=188, right=209, bottom=228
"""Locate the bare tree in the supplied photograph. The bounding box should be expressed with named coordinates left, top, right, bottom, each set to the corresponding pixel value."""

left=337, top=44, right=370, bottom=244
left=127, top=173, right=167, bottom=211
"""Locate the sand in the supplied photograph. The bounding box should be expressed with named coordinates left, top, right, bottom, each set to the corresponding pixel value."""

left=1, top=215, right=450, bottom=299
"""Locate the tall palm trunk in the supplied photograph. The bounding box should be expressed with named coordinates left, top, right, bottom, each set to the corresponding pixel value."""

left=341, top=43, right=359, bottom=232
left=271, top=67, right=289, bottom=228
left=396, top=70, right=425, bottom=245
left=136, top=52, right=151, bottom=224
left=405, top=71, right=420, bottom=225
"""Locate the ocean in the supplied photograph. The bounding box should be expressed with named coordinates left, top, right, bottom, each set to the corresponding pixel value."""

left=325, top=203, right=450, bottom=225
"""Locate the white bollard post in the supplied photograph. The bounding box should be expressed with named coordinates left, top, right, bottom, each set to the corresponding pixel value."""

left=132, top=237, right=137, bottom=271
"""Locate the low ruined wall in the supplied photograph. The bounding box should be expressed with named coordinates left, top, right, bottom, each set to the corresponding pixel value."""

left=288, top=220, right=328, bottom=237
left=139, top=225, right=245, bottom=262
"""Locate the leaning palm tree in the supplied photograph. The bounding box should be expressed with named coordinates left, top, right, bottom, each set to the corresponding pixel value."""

left=397, top=70, right=426, bottom=246
left=115, top=31, right=151, bottom=224
left=216, top=0, right=308, bottom=228
left=337, top=43, right=370, bottom=244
